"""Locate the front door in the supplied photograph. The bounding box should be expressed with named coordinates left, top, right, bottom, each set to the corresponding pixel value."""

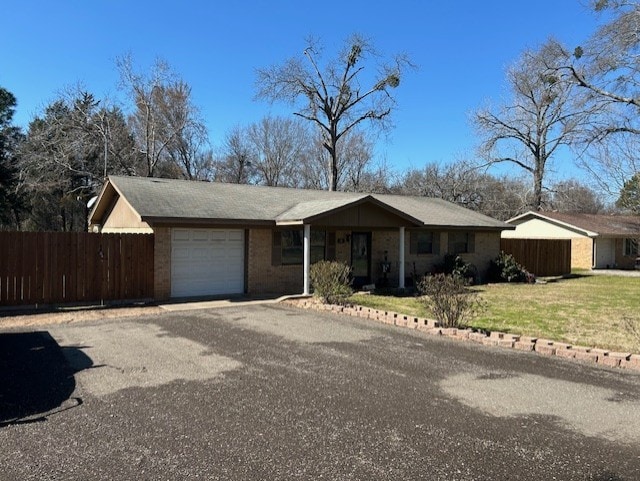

left=351, top=232, right=372, bottom=288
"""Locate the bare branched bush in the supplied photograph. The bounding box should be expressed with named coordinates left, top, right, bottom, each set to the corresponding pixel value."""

left=309, top=261, right=353, bottom=305
left=418, top=273, right=483, bottom=328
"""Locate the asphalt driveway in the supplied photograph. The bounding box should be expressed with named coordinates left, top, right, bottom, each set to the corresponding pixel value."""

left=1, top=303, right=640, bottom=480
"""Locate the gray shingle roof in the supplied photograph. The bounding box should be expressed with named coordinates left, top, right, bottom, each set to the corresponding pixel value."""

left=97, top=176, right=510, bottom=230
left=515, top=211, right=640, bottom=237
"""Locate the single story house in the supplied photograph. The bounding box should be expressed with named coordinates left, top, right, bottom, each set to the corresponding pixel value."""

left=503, top=211, right=640, bottom=270
left=89, top=176, right=513, bottom=299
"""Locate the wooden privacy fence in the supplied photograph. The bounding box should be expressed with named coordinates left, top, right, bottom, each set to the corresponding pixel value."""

left=0, top=232, right=154, bottom=307
left=500, top=238, right=571, bottom=277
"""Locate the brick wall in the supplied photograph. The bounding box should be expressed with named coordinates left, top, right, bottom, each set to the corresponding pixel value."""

left=247, top=228, right=303, bottom=295
left=615, top=238, right=637, bottom=269
left=373, top=230, right=501, bottom=286
left=246, top=228, right=503, bottom=296
left=571, top=237, right=593, bottom=269
left=153, top=227, right=171, bottom=300
left=455, top=231, right=501, bottom=281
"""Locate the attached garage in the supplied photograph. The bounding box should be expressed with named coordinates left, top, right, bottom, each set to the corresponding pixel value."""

left=171, top=228, right=245, bottom=298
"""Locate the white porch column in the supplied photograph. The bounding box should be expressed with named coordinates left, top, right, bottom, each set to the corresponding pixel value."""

left=399, top=226, right=405, bottom=289
left=303, top=223, right=311, bottom=295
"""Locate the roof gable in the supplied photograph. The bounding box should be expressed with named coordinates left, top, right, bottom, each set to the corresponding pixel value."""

left=507, top=211, right=640, bottom=237
left=90, top=176, right=512, bottom=230
left=275, top=195, right=424, bottom=226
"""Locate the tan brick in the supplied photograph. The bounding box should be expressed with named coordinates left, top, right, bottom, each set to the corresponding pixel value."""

left=571, top=237, right=594, bottom=270
left=514, top=341, right=535, bottom=351
left=555, top=348, right=576, bottom=359
left=608, top=352, right=631, bottom=361
left=416, top=318, right=434, bottom=331
left=408, top=317, right=420, bottom=329
left=153, top=227, right=171, bottom=300
left=571, top=345, right=591, bottom=353
left=425, top=318, right=438, bottom=329
left=469, top=332, right=487, bottom=343
left=498, top=338, right=515, bottom=348
left=574, top=350, right=598, bottom=363
left=600, top=356, right=621, bottom=368
left=535, top=343, right=556, bottom=356
left=621, top=354, right=640, bottom=371
left=248, top=228, right=304, bottom=296
left=519, top=336, right=538, bottom=344
left=455, top=328, right=472, bottom=339
left=601, top=352, right=631, bottom=368
left=591, top=348, right=610, bottom=358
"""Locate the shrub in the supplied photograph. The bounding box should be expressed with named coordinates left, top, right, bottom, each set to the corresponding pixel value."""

left=417, top=273, right=482, bottom=328
left=487, top=251, right=533, bottom=283
left=309, top=260, right=353, bottom=304
left=437, top=254, right=478, bottom=284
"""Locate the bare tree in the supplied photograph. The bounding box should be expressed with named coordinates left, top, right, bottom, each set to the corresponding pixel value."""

left=549, top=179, right=605, bottom=213
left=300, top=129, right=374, bottom=191
left=474, top=40, right=587, bottom=211
left=215, top=125, right=257, bottom=184
left=396, top=160, right=531, bottom=220
left=256, top=35, right=413, bottom=191
left=551, top=1, right=640, bottom=199
left=117, top=55, right=208, bottom=178
left=247, top=116, right=309, bottom=186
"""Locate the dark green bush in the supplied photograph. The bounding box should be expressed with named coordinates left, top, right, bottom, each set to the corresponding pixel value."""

left=437, top=254, right=478, bottom=284
left=417, top=273, right=482, bottom=328
left=487, top=251, right=533, bottom=283
left=309, top=260, right=353, bottom=304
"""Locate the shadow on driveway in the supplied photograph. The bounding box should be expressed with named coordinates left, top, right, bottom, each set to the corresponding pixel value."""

left=0, top=331, right=90, bottom=427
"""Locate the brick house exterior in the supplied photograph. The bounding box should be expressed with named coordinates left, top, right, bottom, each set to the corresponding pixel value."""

left=504, top=211, right=640, bottom=270
left=90, top=176, right=511, bottom=300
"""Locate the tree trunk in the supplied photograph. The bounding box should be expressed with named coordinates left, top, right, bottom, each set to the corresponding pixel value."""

left=533, top=168, right=544, bottom=211
left=329, top=150, right=338, bottom=191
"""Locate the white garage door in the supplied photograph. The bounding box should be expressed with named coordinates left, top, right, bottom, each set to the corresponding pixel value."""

left=171, top=228, right=244, bottom=298
left=594, top=237, right=615, bottom=269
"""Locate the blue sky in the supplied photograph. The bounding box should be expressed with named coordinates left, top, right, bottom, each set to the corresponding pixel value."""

left=3, top=1, right=603, bottom=179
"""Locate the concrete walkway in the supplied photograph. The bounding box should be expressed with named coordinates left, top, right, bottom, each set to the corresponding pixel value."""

left=587, top=268, right=640, bottom=277
left=157, top=294, right=308, bottom=312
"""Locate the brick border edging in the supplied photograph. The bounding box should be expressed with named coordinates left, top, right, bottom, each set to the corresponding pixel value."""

left=282, top=299, right=640, bottom=372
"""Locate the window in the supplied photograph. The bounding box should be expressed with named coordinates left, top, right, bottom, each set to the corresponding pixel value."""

left=448, top=232, right=475, bottom=254
left=275, top=230, right=326, bottom=265
left=410, top=231, right=439, bottom=255
left=624, top=238, right=639, bottom=257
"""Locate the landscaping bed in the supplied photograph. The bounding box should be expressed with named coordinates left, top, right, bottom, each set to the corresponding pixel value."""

left=348, top=274, right=640, bottom=354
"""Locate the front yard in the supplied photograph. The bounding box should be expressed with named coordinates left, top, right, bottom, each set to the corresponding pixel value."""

left=350, top=274, right=640, bottom=353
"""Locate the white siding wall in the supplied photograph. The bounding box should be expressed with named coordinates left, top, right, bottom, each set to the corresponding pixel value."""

left=502, top=218, right=588, bottom=239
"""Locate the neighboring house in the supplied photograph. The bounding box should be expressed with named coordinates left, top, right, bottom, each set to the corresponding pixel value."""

left=89, top=176, right=513, bottom=300
left=503, top=211, right=640, bottom=270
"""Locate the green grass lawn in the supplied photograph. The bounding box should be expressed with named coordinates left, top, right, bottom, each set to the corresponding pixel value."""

left=349, top=274, right=640, bottom=353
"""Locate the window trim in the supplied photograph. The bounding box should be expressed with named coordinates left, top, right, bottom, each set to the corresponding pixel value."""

left=273, top=229, right=328, bottom=266
left=624, top=238, right=639, bottom=257
left=410, top=230, right=439, bottom=255
left=448, top=231, right=475, bottom=255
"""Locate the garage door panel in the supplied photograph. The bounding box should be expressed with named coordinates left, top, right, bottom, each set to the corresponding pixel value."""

left=227, top=230, right=243, bottom=241
left=171, top=229, right=245, bottom=298
left=173, top=229, right=191, bottom=241
left=192, top=230, right=210, bottom=241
